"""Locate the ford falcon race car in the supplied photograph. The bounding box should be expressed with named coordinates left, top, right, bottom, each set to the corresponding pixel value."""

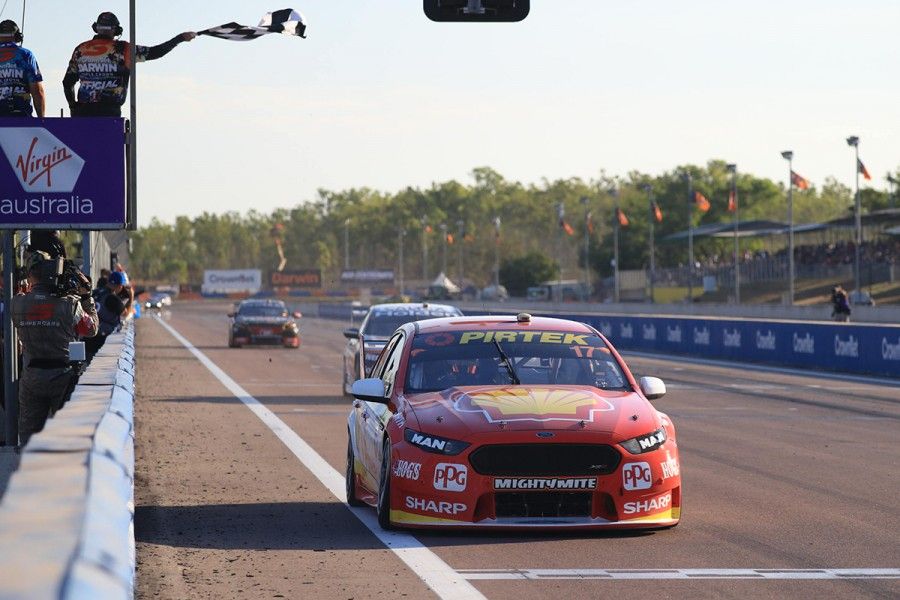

left=228, top=299, right=301, bottom=348
left=342, top=302, right=463, bottom=395
left=345, top=313, right=681, bottom=530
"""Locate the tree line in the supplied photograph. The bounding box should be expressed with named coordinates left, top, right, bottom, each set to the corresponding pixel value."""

left=130, top=162, right=898, bottom=288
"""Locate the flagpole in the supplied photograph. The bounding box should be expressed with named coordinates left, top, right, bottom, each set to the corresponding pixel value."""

left=781, top=151, right=794, bottom=305
left=727, top=164, right=740, bottom=304
left=643, top=184, right=655, bottom=304
left=398, top=227, right=405, bottom=296
left=493, top=216, right=500, bottom=287
left=440, top=223, right=448, bottom=275
left=556, top=202, right=563, bottom=301
left=847, top=136, right=861, bottom=294
left=685, top=173, right=693, bottom=302
left=421, top=216, right=428, bottom=282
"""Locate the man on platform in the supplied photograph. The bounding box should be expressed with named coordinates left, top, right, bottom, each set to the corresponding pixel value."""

left=63, top=12, right=196, bottom=117
left=0, top=19, right=45, bottom=117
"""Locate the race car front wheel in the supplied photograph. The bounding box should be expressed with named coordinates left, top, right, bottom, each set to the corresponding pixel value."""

left=345, top=436, right=365, bottom=507
left=376, top=439, right=393, bottom=530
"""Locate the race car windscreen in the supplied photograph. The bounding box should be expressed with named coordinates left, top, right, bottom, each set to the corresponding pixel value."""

left=405, top=330, right=629, bottom=393
left=363, top=313, right=454, bottom=337
left=239, top=305, right=288, bottom=317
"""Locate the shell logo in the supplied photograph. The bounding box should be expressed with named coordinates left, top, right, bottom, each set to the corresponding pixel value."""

left=455, top=387, right=614, bottom=423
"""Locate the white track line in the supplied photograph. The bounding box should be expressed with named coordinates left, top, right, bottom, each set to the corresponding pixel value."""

left=155, top=316, right=485, bottom=600
left=459, top=568, right=900, bottom=580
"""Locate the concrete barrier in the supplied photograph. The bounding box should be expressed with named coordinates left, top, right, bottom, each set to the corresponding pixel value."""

left=0, top=323, right=136, bottom=600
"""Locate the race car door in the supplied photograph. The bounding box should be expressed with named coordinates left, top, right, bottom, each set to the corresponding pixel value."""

left=356, top=332, right=404, bottom=485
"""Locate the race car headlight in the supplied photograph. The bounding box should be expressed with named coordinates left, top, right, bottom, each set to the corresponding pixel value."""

left=283, top=322, right=299, bottom=334
left=619, top=427, right=667, bottom=454
left=404, top=428, right=470, bottom=455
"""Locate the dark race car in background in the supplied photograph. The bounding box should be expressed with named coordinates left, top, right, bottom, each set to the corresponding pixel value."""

left=342, top=302, right=462, bottom=395
left=228, top=299, right=302, bottom=348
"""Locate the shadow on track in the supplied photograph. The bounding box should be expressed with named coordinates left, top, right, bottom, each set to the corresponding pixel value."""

left=154, top=394, right=349, bottom=406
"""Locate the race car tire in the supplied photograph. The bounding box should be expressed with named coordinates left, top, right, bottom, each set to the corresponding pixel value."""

left=342, top=359, right=352, bottom=397
left=345, top=435, right=366, bottom=507
left=376, top=439, right=393, bottom=530
left=228, top=338, right=240, bottom=348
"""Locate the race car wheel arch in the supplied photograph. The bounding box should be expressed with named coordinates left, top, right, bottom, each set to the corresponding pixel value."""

left=376, top=438, right=393, bottom=530
left=345, top=433, right=366, bottom=507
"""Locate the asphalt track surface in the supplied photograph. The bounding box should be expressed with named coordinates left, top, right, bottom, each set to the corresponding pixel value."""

left=134, top=301, right=900, bottom=599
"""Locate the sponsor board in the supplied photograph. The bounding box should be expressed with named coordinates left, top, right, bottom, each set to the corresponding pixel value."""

left=693, top=326, right=710, bottom=346
left=405, top=496, right=467, bottom=515
left=623, top=491, right=672, bottom=515
left=434, top=463, right=467, bottom=492
left=270, top=268, right=322, bottom=288
left=393, top=460, right=421, bottom=481
left=493, top=477, right=597, bottom=490
left=0, top=118, right=125, bottom=228
left=723, top=328, right=741, bottom=348
left=642, top=324, right=656, bottom=341
left=793, top=332, right=815, bottom=354
left=620, top=323, right=633, bottom=339
left=341, top=269, right=395, bottom=284
left=622, top=462, right=652, bottom=491
left=202, top=269, right=262, bottom=294
left=666, top=326, right=682, bottom=343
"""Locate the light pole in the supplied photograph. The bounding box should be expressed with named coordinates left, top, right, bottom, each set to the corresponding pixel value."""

left=847, top=135, right=861, bottom=294
left=726, top=163, right=740, bottom=304
left=492, top=216, right=501, bottom=287
left=580, top=196, right=590, bottom=295
left=643, top=184, right=655, bottom=303
left=781, top=151, right=795, bottom=305
left=456, top=218, right=465, bottom=283
left=439, top=223, right=448, bottom=275
left=684, top=172, right=694, bottom=302
left=343, top=218, right=350, bottom=271
left=421, top=216, right=429, bottom=282
left=888, top=174, right=898, bottom=210
left=398, top=227, right=405, bottom=296
left=611, top=188, right=620, bottom=303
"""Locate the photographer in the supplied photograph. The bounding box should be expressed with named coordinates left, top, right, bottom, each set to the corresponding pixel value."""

left=10, top=251, right=98, bottom=445
left=831, top=285, right=851, bottom=323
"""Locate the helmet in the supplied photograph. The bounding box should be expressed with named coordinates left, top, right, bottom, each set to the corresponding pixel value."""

left=0, top=20, right=23, bottom=43
left=92, top=12, right=123, bottom=37
left=108, top=271, right=126, bottom=286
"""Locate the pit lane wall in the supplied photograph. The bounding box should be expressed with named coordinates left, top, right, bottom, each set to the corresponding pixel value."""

left=0, top=322, right=135, bottom=599
left=316, top=302, right=900, bottom=378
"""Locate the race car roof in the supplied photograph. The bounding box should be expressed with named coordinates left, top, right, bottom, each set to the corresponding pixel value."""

left=239, top=298, right=287, bottom=307
left=411, top=315, right=594, bottom=334
left=368, top=302, right=461, bottom=314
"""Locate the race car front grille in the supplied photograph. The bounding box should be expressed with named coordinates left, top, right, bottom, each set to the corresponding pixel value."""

left=494, top=491, right=592, bottom=519
left=469, top=444, right=620, bottom=476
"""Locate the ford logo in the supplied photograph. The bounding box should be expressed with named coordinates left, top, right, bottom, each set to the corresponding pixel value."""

left=536, top=432, right=554, bottom=438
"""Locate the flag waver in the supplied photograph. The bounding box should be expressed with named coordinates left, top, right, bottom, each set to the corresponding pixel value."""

left=200, top=8, right=307, bottom=41
left=694, top=191, right=710, bottom=212
left=790, top=170, right=810, bottom=190
left=616, top=207, right=629, bottom=227
left=857, top=158, right=872, bottom=181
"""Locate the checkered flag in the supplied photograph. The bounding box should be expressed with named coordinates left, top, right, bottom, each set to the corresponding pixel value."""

left=200, top=8, right=307, bottom=41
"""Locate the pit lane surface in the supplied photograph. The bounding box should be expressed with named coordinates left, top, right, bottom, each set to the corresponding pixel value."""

left=135, top=301, right=900, bottom=599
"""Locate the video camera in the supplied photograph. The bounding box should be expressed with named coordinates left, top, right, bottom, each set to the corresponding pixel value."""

left=31, top=255, right=92, bottom=298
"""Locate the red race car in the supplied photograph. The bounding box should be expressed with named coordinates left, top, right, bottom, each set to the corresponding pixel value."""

left=346, top=313, right=681, bottom=530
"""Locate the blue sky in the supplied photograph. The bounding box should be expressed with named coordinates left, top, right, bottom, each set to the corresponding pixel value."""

left=7, top=0, right=898, bottom=225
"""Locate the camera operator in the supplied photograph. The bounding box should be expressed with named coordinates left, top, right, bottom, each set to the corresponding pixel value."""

left=10, top=251, right=98, bottom=445
left=85, top=270, right=127, bottom=359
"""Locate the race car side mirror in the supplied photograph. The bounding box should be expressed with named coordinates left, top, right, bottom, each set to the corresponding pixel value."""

left=227, top=312, right=235, bottom=318
left=293, top=311, right=303, bottom=319
left=639, top=376, right=666, bottom=400
left=351, top=378, right=389, bottom=405
left=343, top=327, right=360, bottom=339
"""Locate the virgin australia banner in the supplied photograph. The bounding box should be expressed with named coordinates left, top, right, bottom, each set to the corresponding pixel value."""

left=0, top=117, right=125, bottom=229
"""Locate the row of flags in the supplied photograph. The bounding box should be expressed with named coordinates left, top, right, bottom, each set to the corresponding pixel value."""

left=417, top=157, right=876, bottom=239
